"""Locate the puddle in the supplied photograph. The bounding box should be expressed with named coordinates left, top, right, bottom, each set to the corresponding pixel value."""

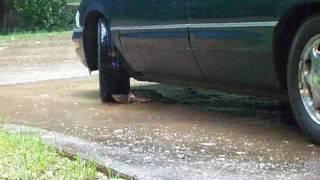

left=1, top=35, right=319, bottom=179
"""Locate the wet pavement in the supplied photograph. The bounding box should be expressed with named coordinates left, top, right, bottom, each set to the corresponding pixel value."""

left=0, top=35, right=320, bottom=179
left=0, top=33, right=88, bottom=85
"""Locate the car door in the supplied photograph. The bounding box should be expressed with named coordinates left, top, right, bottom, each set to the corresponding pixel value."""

left=187, top=0, right=283, bottom=91
left=111, top=0, right=203, bottom=79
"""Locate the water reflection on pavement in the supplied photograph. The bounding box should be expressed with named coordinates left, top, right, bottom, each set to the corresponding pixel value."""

left=0, top=35, right=319, bottom=179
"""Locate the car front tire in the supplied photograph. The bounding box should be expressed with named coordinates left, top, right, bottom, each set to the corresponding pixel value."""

left=288, top=15, right=320, bottom=144
left=97, top=18, right=130, bottom=103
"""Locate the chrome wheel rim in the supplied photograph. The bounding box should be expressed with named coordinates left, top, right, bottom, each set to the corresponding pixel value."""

left=299, top=34, right=320, bottom=125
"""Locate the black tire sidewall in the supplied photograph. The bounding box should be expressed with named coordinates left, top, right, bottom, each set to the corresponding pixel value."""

left=97, top=19, right=130, bottom=102
left=97, top=19, right=115, bottom=102
left=288, top=15, right=320, bottom=143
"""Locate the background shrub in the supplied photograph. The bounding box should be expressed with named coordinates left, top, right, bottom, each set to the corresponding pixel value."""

left=13, top=0, right=67, bottom=31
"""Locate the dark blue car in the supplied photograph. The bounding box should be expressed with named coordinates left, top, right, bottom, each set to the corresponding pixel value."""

left=73, top=0, right=320, bottom=144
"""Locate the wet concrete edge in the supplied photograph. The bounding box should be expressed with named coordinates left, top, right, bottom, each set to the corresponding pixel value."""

left=3, top=124, right=137, bottom=180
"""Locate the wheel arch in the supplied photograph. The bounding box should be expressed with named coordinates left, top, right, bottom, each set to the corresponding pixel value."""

left=274, top=2, right=320, bottom=91
left=82, top=1, right=111, bottom=71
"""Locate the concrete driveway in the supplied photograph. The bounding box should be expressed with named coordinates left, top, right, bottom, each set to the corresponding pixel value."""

left=0, top=34, right=319, bottom=179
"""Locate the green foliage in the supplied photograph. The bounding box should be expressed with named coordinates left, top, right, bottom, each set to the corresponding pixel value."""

left=13, top=0, right=67, bottom=31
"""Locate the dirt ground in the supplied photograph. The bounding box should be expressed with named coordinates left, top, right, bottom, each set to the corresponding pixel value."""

left=0, top=34, right=319, bottom=179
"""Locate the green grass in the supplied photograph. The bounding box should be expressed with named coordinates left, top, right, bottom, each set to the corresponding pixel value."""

left=66, top=0, right=80, bottom=3
left=0, top=31, right=72, bottom=41
left=67, top=0, right=81, bottom=6
left=0, top=128, right=98, bottom=179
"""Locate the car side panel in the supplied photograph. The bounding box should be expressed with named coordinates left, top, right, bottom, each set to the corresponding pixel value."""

left=109, top=0, right=203, bottom=79
left=78, top=0, right=320, bottom=97
left=187, top=0, right=299, bottom=94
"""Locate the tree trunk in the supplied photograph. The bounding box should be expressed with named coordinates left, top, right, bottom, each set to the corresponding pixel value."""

left=0, top=0, right=6, bottom=31
left=0, top=0, right=3, bottom=30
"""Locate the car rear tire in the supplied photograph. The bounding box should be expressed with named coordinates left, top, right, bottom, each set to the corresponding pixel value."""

left=288, top=15, right=320, bottom=144
left=97, top=19, right=130, bottom=103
